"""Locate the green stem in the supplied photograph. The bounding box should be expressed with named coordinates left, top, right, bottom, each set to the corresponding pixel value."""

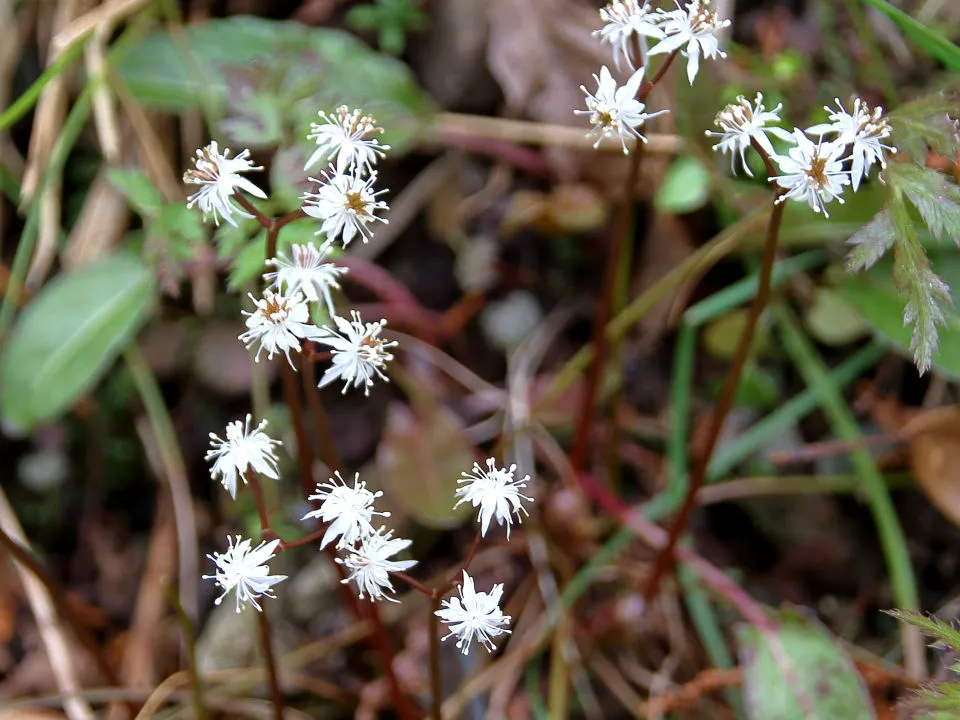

left=773, top=304, right=923, bottom=676
left=162, top=583, right=208, bottom=720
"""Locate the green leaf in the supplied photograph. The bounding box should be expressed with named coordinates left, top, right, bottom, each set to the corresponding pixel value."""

left=106, top=168, right=163, bottom=217
left=846, top=209, right=896, bottom=272
left=888, top=92, right=960, bottom=161
left=886, top=163, right=960, bottom=244
left=655, top=155, right=711, bottom=214
left=737, top=610, right=875, bottom=720
left=117, top=17, right=434, bottom=153
left=861, top=0, right=960, bottom=70
left=0, top=253, right=157, bottom=431
left=839, top=251, right=960, bottom=378
left=885, top=609, right=960, bottom=652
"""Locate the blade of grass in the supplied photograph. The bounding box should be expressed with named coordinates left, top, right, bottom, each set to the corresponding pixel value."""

left=707, top=341, right=885, bottom=480
left=0, top=35, right=89, bottom=133
left=861, top=0, right=960, bottom=70
left=773, top=303, right=923, bottom=677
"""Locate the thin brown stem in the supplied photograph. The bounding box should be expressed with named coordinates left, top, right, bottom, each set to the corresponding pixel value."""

left=569, top=49, right=680, bottom=475
left=642, top=194, right=786, bottom=601
left=365, top=601, right=420, bottom=720
left=280, top=363, right=316, bottom=497
left=232, top=193, right=273, bottom=231
left=442, top=528, right=482, bottom=590
left=394, top=571, right=434, bottom=597
left=278, top=525, right=331, bottom=551
left=0, top=528, right=136, bottom=716
left=429, top=595, right=443, bottom=720
left=256, top=607, right=285, bottom=720
left=301, top=353, right=345, bottom=470
left=247, top=473, right=275, bottom=537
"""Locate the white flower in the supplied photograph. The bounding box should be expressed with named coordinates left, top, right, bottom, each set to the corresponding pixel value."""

left=595, top=1, right=664, bottom=70
left=203, top=535, right=287, bottom=613
left=706, top=93, right=796, bottom=177
left=435, top=572, right=512, bottom=655
left=206, top=414, right=282, bottom=499
left=806, top=98, right=895, bottom=191
left=264, top=242, right=348, bottom=317
left=454, top=458, right=533, bottom=540
left=315, top=311, right=397, bottom=395
left=238, top=289, right=324, bottom=367
left=770, top=129, right=850, bottom=217
left=302, top=169, right=389, bottom=247
left=305, top=106, right=390, bottom=175
left=649, top=0, right=730, bottom=85
left=575, top=66, right=668, bottom=154
left=184, top=142, right=267, bottom=227
left=302, top=471, right=390, bottom=550
left=337, top=527, right=417, bottom=602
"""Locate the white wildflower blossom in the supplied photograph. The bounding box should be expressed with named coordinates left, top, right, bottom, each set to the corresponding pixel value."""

left=184, top=142, right=266, bottom=227
left=337, top=527, right=417, bottom=602
left=305, top=106, right=390, bottom=175
left=770, top=129, right=850, bottom=217
left=264, top=242, right=348, bottom=317
left=649, top=0, right=730, bottom=85
left=596, top=0, right=664, bottom=70
left=206, top=414, right=282, bottom=499
left=203, top=535, right=287, bottom=613
left=454, top=458, right=533, bottom=540
left=303, top=471, right=390, bottom=550
left=706, top=93, right=795, bottom=176
left=806, top=97, right=895, bottom=191
left=576, top=65, right=668, bottom=154
left=302, top=169, right=389, bottom=247
left=435, top=572, right=512, bottom=655
left=239, top=289, right=324, bottom=367
left=315, top=311, right=397, bottom=395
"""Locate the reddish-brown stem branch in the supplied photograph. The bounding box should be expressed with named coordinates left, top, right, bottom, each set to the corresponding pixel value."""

left=280, top=363, right=316, bottom=497
left=247, top=474, right=274, bottom=536
left=579, top=472, right=775, bottom=631
left=0, top=528, right=135, bottom=717
left=256, top=607, right=285, bottom=720
left=429, top=595, right=443, bottom=720
left=443, top=528, right=482, bottom=590
left=394, top=571, right=434, bottom=597
left=569, top=49, right=679, bottom=475
left=233, top=193, right=273, bottom=230
left=301, top=353, right=345, bottom=471
left=278, top=525, right=330, bottom=551
left=365, top=601, right=420, bottom=720
left=642, top=165, right=787, bottom=601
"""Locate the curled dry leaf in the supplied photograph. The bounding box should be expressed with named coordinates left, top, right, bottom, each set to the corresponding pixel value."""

left=903, top=406, right=960, bottom=528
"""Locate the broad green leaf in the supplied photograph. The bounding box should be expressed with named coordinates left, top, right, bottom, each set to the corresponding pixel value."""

left=839, top=252, right=960, bottom=379
left=107, top=168, right=163, bottom=217
left=861, top=0, right=960, bottom=70
left=737, top=610, right=874, bottom=720
left=0, top=253, right=157, bottom=431
left=117, top=17, right=434, bottom=153
left=655, top=155, right=711, bottom=214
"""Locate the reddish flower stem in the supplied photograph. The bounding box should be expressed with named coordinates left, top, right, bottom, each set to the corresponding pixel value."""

left=256, top=606, right=285, bottom=720
left=569, top=49, right=679, bottom=475
left=642, top=140, right=785, bottom=601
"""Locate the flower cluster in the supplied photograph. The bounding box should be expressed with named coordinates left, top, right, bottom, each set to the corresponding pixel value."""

left=706, top=94, right=895, bottom=217
left=578, top=1, right=729, bottom=154
left=184, top=107, right=397, bottom=396
left=187, top=107, right=533, bottom=655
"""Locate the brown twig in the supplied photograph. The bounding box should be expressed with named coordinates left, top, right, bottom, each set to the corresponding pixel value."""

left=301, top=353, right=344, bottom=471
